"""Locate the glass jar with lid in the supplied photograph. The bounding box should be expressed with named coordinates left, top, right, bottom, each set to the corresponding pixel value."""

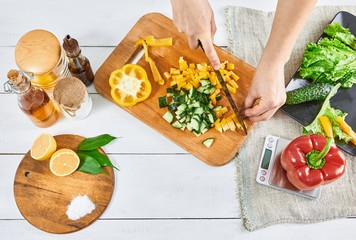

left=15, top=29, right=70, bottom=91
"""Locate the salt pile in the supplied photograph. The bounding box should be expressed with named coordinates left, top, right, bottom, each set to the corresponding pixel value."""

left=66, top=195, right=96, bottom=220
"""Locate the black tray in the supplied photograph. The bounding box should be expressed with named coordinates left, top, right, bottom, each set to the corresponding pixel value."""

left=281, top=11, right=356, bottom=156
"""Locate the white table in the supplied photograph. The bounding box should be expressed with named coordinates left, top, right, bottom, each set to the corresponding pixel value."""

left=0, top=0, right=355, bottom=239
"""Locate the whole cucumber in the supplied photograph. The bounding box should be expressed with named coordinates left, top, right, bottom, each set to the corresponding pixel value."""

left=285, top=83, right=334, bottom=105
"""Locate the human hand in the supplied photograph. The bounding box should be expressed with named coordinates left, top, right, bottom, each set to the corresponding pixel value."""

left=241, top=58, right=286, bottom=122
left=170, top=0, right=220, bottom=69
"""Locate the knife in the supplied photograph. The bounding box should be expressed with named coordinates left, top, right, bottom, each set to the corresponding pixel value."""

left=198, top=40, right=248, bottom=135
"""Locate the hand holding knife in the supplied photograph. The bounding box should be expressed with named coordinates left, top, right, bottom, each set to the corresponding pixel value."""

left=198, top=40, right=248, bottom=135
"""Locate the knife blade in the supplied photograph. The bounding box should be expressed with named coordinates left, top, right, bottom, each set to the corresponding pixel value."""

left=198, top=40, right=247, bottom=135
left=214, top=69, right=248, bottom=134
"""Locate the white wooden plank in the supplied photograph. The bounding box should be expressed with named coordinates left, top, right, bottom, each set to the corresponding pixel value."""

left=0, top=155, right=238, bottom=219
left=1, top=218, right=356, bottom=240
left=0, top=94, right=187, bottom=154
left=1, top=0, right=352, bottom=48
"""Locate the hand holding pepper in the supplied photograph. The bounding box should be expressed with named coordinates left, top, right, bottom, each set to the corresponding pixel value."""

left=281, top=134, right=346, bottom=190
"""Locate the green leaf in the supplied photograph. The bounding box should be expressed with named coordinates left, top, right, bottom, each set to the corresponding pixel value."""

left=77, top=134, right=116, bottom=151
left=77, top=151, right=109, bottom=175
left=324, top=23, right=356, bottom=50
left=77, top=150, right=119, bottom=171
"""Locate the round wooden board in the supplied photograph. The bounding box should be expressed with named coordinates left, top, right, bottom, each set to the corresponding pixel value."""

left=13, top=134, right=115, bottom=234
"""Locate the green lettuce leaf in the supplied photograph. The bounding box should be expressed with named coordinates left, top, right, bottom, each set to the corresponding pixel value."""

left=324, top=22, right=356, bottom=50
left=303, top=83, right=352, bottom=143
left=300, top=38, right=356, bottom=88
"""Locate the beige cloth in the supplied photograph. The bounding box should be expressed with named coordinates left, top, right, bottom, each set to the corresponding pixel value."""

left=225, top=6, right=356, bottom=231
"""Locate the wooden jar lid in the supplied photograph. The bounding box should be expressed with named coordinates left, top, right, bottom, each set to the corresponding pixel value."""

left=15, top=30, right=62, bottom=76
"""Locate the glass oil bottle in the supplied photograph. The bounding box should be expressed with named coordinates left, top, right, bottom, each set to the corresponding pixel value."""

left=5, top=70, right=59, bottom=128
left=63, top=35, right=94, bottom=86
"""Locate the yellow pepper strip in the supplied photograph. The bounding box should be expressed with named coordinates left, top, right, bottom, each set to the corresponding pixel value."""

left=337, top=116, right=356, bottom=145
left=109, top=64, right=152, bottom=107
left=147, top=57, right=164, bottom=85
left=319, top=116, right=333, bottom=138
left=134, top=39, right=149, bottom=62
left=145, top=36, right=172, bottom=47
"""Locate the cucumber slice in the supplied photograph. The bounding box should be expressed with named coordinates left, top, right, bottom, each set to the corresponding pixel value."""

left=166, top=88, right=174, bottom=97
left=158, top=96, right=168, bottom=108
left=177, top=104, right=187, bottom=111
left=190, top=118, right=201, bottom=131
left=207, top=113, right=214, bottom=124
left=172, top=121, right=183, bottom=129
left=197, top=85, right=206, bottom=93
left=202, top=138, right=214, bottom=148
left=213, top=105, right=222, bottom=111
left=194, top=107, right=204, bottom=115
left=200, top=79, right=211, bottom=86
left=163, top=111, right=174, bottom=124
left=168, top=103, right=178, bottom=111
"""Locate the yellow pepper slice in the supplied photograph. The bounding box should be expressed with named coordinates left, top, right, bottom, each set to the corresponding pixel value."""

left=135, top=39, right=149, bottom=62
left=109, top=64, right=152, bottom=107
left=147, top=57, right=164, bottom=85
left=145, top=36, right=172, bottom=47
left=337, top=116, right=356, bottom=145
left=319, top=116, right=333, bottom=138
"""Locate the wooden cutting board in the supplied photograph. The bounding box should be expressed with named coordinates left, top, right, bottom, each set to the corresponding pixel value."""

left=95, top=13, right=256, bottom=166
left=13, top=134, right=115, bottom=234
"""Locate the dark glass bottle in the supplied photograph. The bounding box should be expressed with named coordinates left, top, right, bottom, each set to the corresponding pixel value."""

left=63, top=35, right=94, bottom=86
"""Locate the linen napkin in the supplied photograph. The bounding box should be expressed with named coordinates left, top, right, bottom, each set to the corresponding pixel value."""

left=225, top=6, right=356, bottom=231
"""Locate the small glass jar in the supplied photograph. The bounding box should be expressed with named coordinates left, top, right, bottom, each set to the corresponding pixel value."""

left=15, top=30, right=70, bottom=91
left=53, top=77, right=92, bottom=120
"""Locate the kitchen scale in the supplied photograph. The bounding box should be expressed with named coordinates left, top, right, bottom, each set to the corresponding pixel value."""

left=256, top=135, right=321, bottom=200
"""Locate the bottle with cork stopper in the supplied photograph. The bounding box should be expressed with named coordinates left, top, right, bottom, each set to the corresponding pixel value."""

left=5, top=70, right=59, bottom=128
left=63, top=35, right=94, bottom=86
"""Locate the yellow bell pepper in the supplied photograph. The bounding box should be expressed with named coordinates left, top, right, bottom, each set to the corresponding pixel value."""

left=145, top=36, right=172, bottom=47
left=337, top=116, right=356, bottom=145
left=109, top=64, right=152, bottom=107
left=319, top=116, right=333, bottom=138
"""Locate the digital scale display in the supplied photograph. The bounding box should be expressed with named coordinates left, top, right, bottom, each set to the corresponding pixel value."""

left=260, top=149, right=272, bottom=170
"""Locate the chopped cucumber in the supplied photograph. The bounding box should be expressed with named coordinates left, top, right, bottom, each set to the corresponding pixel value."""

left=158, top=96, right=168, bottom=108
left=172, top=121, right=183, bottom=129
left=202, top=138, right=214, bottom=148
left=200, top=79, right=211, bottom=86
left=168, top=103, right=178, bottom=111
left=216, top=95, right=222, bottom=101
left=213, top=105, right=222, bottom=111
left=163, top=111, right=174, bottom=124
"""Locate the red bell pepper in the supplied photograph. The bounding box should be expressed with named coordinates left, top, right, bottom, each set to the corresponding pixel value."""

left=280, top=134, right=346, bottom=190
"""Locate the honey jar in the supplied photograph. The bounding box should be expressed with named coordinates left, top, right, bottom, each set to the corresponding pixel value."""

left=15, top=29, right=70, bottom=90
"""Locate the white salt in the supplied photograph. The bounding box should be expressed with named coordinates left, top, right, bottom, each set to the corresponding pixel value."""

left=66, top=195, right=96, bottom=220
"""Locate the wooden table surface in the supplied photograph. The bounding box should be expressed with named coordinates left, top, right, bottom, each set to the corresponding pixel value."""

left=1, top=0, right=355, bottom=239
